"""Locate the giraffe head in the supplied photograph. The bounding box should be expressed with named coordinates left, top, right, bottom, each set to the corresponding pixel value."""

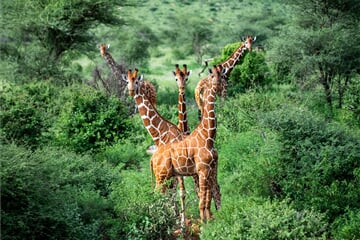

left=121, top=68, right=143, bottom=96
left=98, top=43, right=110, bottom=57
left=208, top=65, right=224, bottom=90
left=241, top=36, right=257, bottom=52
left=172, top=64, right=192, bottom=90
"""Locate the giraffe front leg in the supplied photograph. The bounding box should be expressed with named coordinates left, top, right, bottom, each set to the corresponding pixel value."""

left=205, top=186, right=213, bottom=220
left=177, top=176, right=186, bottom=233
left=198, top=174, right=208, bottom=222
left=192, top=174, right=200, bottom=198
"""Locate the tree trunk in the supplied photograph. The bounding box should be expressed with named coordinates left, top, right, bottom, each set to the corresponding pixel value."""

left=319, top=66, right=332, bottom=108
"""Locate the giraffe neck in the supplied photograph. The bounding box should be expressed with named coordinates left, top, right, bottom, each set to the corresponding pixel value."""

left=103, top=52, right=122, bottom=79
left=195, top=84, right=217, bottom=146
left=178, top=89, right=190, bottom=135
left=134, top=84, right=183, bottom=146
left=221, top=44, right=247, bottom=77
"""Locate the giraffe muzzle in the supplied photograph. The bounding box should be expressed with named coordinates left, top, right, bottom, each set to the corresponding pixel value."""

left=129, top=90, right=135, bottom=96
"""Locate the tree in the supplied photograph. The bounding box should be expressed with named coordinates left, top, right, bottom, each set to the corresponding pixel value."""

left=270, top=0, right=360, bottom=110
left=163, top=14, right=213, bottom=64
left=0, top=0, right=130, bottom=83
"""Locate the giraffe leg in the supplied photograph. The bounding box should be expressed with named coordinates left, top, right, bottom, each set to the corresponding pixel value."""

left=198, top=173, right=209, bottom=222
left=211, top=151, right=221, bottom=211
left=211, top=167, right=221, bottom=211
left=192, top=175, right=200, bottom=198
left=171, top=177, right=179, bottom=217
left=212, top=181, right=221, bottom=211
left=178, top=176, right=186, bottom=234
left=205, top=187, right=212, bottom=220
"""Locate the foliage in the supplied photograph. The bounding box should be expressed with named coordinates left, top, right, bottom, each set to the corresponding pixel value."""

left=216, top=86, right=289, bottom=135
left=53, top=85, right=133, bottom=153
left=0, top=0, right=129, bottom=84
left=0, top=144, right=118, bottom=240
left=109, top=169, right=178, bottom=239
left=0, top=82, right=59, bottom=149
left=217, top=130, right=281, bottom=199
left=201, top=197, right=328, bottom=239
left=122, top=25, right=160, bottom=66
left=331, top=209, right=360, bottom=240
left=1, top=0, right=125, bottom=60
left=95, top=139, right=147, bottom=170
left=260, top=107, right=360, bottom=221
left=269, top=0, right=360, bottom=109
left=213, top=42, right=271, bottom=96
left=162, top=14, right=213, bottom=64
left=228, top=51, right=271, bottom=95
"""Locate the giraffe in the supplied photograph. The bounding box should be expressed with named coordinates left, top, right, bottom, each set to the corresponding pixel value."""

left=172, top=63, right=202, bottom=231
left=121, top=69, right=183, bottom=146
left=121, top=68, right=190, bottom=229
left=172, top=64, right=192, bottom=135
left=195, top=35, right=256, bottom=117
left=172, top=63, right=221, bottom=208
left=150, top=65, right=224, bottom=221
left=99, top=43, right=157, bottom=105
left=172, top=64, right=221, bottom=214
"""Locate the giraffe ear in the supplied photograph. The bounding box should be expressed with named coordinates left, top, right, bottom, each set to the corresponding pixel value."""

left=172, top=70, right=176, bottom=76
left=222, top=67, right=227, bottom=75
left=121, top=74, right=127, bottom=82
left=138, top=75, right=144, bottom=81
left=241, top=36, right=245, bottom=42
left=208, top=68, right=212, bottom=74
left=187, top=70, right=192, bottom=76
left=96, top=44, right=100, bottom=49
left=107, top=44, right=110, bottom=49
left=253, top=36, right=257, bottom=42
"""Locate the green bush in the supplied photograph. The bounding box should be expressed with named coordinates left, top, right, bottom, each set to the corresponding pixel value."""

left=331, top=209, right=360, bottom=240
left=218, top=130, right=281, bottom=199
left=96, top=139, right=147, bottom=169
left=0, top=143, right=118, bottom=240
left=109, top=169, right=178, bottom=239
left=216, top=88, right=288, bottom=137
left=201, top=197, right=328, bottom=239
left=260, top=107, right=360, bottom=221
left=53, top=85, right=133, bottom=153
left=0, top=82, right=59, bottom=149
left=227, top=51, right=271, bottom=96
left=213, top=42, right=271, bottom=97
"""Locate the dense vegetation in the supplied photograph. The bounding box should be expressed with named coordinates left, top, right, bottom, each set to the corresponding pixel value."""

left=1, top=0, right=359, bottom=239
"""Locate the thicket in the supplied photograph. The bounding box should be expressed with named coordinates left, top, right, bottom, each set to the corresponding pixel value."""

left=260, top=107, right=360, bottom=221
left=0, top=82, right=134, bottom=153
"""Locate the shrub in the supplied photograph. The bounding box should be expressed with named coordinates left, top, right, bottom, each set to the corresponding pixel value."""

left=217, top=130, right=282, bottom=199
left=201, top=197, right=328, bottom=239
left=53, top=85, right=133, bottom=153
left=96, top=139, right=147, bottom=169
left=227, top=51, right=271, bottom=96
left=0, top=143, right=118, bottom=240
left=331, top=209, right=360, bottom=240
left=109, top=169, right=178, bottom=239
left=0, top=82, right=59, bottom=149
left=260, top=107, right=360, bottom=221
